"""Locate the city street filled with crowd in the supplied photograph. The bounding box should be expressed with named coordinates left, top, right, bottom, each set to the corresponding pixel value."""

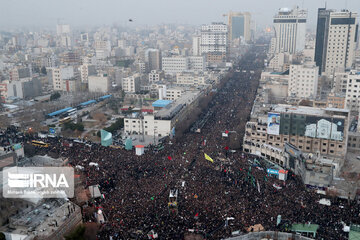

left=1, top=46, right=359, bottom=240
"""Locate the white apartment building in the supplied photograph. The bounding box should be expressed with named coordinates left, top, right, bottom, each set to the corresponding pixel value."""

left=149, top=70, right=163, bottom=82
left=52, top=68, right=62, bottom=91
left=272, top=7, right=307, bottom=54
left=188, top=56, right=206, bottom=72
left=165, top=88, right=183, bottom=101
left=345, top=70, right=360, bottom=111
left=200, top=23, right=228, bottom=55
left=162, top=57, right=188, bottom=74
left=122, top=74, right=141, bottom=93
left=334, top=72, right=348, bottom=94
left=192, top=36, right=201, bottom=56
left=124, top=115, right=171, bottom=137
left=324, top=11, right=358, bottom=75
left=135, top=61, right=147, bottom=73
left=79, top=64, right=96, bottom=83
left=162, top=56, right=205, bottom=74
left=176, top=72, right=207, bottom=86
left=288, top=62, right=319, bottom=99
left=88, top=74, right=110, bottom=93
left=52, top=66, right=74, bottom=91
left=56, top=24, right=70, bottom=36
left=60, top=35, right=71, bottom=48
left=268, top=53, right=292, bottom=72
left=95, top=40, right=111, bottom=59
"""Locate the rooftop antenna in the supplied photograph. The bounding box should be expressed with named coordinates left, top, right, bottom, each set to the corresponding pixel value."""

left=345, top=0, right=348, bottom=10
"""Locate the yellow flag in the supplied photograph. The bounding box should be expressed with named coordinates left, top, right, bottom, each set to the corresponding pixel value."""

left=204, top=153, right=214, bottom=163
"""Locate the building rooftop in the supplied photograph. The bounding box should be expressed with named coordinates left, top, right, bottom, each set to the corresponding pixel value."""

left=273, top=104, right=348, bottom=117
left=4, top=199, right=80, bottom=238
left=152, top=99, right=172, bottom=108
left=155, top=91, right=200, bottom=120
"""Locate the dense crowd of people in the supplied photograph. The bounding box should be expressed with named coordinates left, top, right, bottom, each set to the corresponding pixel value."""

left=2, top=46, right=359, bottom=239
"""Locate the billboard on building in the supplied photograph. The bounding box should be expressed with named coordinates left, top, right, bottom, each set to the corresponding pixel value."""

left=267, top=112, right=280, bottom=135
left=304, top=116, right=344, bottom=141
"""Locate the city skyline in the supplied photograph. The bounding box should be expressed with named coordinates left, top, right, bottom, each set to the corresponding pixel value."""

left=1, top=0, right=359, bottom=30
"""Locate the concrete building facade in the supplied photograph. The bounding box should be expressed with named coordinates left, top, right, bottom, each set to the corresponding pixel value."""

left=122, top=74, right=141, bottom=93
left=272, top=7, right=307, bottom=54
left=314, top=9, right=358, bottom=75
left=88, top=74, right=110, bottom=93
left=243, top=104, right=349, bottom=166
left=228, top=11, right=251, bottom=42
left=288, top=62, right=319, bottom=99
left=200, top=22, right=228, bottom=62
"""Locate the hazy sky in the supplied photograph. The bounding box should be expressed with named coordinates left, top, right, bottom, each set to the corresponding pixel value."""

left=0, top=0, right=359, bottom=30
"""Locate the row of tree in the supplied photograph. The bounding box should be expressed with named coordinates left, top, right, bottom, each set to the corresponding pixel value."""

left=97, top=118, right=124, bottom=137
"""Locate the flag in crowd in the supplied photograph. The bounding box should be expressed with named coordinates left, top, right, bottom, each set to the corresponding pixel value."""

left=204, top=153, right=214, bottom=163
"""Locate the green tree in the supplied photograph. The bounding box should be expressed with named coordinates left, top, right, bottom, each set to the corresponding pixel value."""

left=63, top=122, right=84, bottom=132
left=97, top=118, right=124, bottom=137
left=50, top=92, right=61, bottom=101
left=65, top=224, right=86, bottom=240
left=33, top=66, right=40, bottom=73
left=41, top=66, right=47, bottom=75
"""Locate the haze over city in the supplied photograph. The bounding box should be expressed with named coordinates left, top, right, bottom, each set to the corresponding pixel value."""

left=1, top=0, right=360, bottom=29
left=1, top=0, right=360, bottom=239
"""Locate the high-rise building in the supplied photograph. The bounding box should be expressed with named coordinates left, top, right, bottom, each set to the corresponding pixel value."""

left=200, top=23, right=228, bottom=62
left=272, top=7, right=307, bottom=54
left=314, top=9, right=358, bottom=75
left=314, top=8, right=333, bottom=74
left=147, top=49, right=162, bottom=71
left=192, top=36, right=201, bottom=56
left=56, top=24, right=71, bottom=48
left=228, top=11, right=251, bottom=43
left=56, top=24, right=70, bottom=36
